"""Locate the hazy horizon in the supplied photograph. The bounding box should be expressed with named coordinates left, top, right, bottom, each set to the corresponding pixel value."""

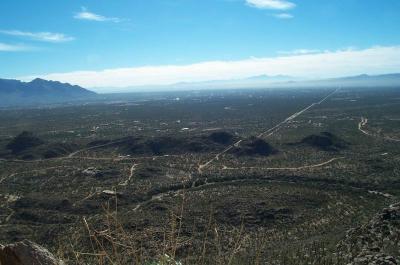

left=1, top=0, right=400, bottom=92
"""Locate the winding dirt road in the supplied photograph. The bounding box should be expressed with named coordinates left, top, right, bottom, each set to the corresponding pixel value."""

left=221, top=157, right=344, bottom=171
left=358, top=117, right=400, bottom=142
left=119, top=163, right=139, bottom=186
left=133, top=157, right=345, bottom=212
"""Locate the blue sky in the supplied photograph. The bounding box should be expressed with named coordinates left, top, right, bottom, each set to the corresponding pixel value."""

left=1, top=0, right=400, bottom=90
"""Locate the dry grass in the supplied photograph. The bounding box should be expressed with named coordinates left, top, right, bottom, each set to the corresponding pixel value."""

left=56, top=193, right=351, bottom=265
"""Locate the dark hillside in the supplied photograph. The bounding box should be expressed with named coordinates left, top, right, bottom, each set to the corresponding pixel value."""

left=0, top=78, right=96, bottom=107
left=231, top=137, right=278, bottom=156
left=299, top=132, right=348, bottom=151
left=6, top=131, right=44, bottom=154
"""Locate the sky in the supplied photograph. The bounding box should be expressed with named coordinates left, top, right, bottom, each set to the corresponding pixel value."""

left=1, top=0, right=400, bottom=91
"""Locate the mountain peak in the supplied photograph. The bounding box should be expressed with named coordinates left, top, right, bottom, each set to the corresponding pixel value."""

left=30, top=78, right=47, bottom=83
left=0, top=78, right=97, bottom=107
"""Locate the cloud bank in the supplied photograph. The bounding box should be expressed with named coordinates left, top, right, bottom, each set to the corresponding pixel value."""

left=22, top=46, right=400, bottom=91
left=0, top=30, right=74, bottom=43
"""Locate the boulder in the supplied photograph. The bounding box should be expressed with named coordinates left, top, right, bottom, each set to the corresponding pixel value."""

left=0, top=240, right=64, bottom=265
left=82, top=167, right=100, bottom=176
left=351, top=253, right=398, bottom=265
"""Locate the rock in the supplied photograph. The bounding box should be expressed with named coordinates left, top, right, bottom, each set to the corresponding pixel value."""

left=351, top=253, right=398, bottom=265
left=337, top=203, right=400, bottom=264
left=0, top=240, right=64, bottom=265
left=102, top=190, right=123, bottom=197
left=82, top=167, right=100, bottom=176
left=368, top=190, right=393, bottom=198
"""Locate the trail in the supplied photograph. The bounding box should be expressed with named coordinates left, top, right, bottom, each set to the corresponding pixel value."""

left=119, top=163, right=139, bottom=186
left=0, top=166, right=75, bottom=184
left=358, top=117, right=400, bottom=142
left=0, top=173, right=17, bottom=184
left=0, top=139, right=146, bottom=163
left=258, top=88, right=339, bottom=138
left=81, top=156, right=343, bottom=209
left=0, top=153, right=181, bottom=164
left=75, top=162, right=139, bottom=204
left=221, top=157, right=344, bottom=171
left=73, top=190, right=100, bottom=206
left=358, top=117, right=373, bottom=137
left=197, top=88, right=340, bottom=173
left=68, top=139, right=130, bottom=158
left=197, top=145, right=235, bottom=173
left=134, top=157, right=344, bottom=212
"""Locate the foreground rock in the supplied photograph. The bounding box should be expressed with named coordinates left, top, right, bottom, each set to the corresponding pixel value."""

left=337, top=203, right=400, bottom=264
left=0, top=240, right=63, bottom=265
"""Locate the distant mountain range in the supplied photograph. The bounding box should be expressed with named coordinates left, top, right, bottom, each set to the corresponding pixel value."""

left=171, top=73, right=400, bottom=90
left=106, top=74, right=298, bottom=92
left=280, top=73, right=400, bottom=89
left=1, top=73, right=399, bottom=107
left=0, top=78, right=97, bottom=107
left=105, top=73, right=400, bottom=92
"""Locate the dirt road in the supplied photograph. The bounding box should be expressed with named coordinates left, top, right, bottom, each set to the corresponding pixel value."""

left=197, top=88, right=340, bottom=173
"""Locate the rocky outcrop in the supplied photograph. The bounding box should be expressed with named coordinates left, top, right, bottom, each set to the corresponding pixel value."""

left=337, top=203, right=400, bottom=264
left=350, top=253, right=398, bottom=265
left=0, top=240, right=63, bottom=265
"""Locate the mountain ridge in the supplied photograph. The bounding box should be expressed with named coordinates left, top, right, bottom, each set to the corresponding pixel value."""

left=99, top=73, right=400, bottom=93
left=0, top=78, right=97, bottom=107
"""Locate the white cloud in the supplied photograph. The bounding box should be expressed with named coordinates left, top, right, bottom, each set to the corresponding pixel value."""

left=0, top=30, right=74, bottom=43
left=0, top=42, right=34, bottom=52
left=246, top=0, right=296, bottom=10
left=21, top=46, right=400, bottom=91
left=278, top=49, right=321, bottom=55
left=274, top=13, right=293, bottom=19
left=74, top=7, right=122, bottom=23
